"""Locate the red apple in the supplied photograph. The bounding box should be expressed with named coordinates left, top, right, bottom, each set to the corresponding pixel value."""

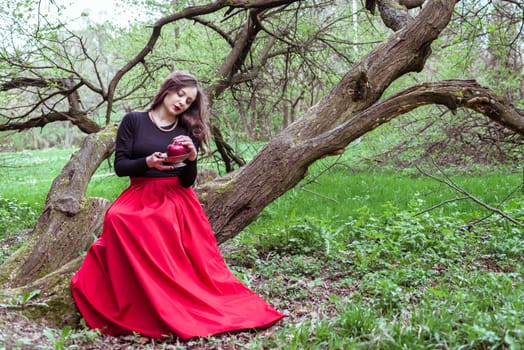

left=166, top=142, right=187, bottom=157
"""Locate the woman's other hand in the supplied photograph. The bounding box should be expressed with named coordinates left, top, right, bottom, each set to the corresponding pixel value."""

left=146, top=152, right=174, bottom=171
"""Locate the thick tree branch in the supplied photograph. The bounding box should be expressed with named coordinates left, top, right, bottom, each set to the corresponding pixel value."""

left=366, top=0, right=427, bottom=31
left=0, top=76, right=101, bottom=133
left=376, top=0, right=419, bottom=30
left=306, top=80, right=524, bottom=155
left=0, top=111, right=100, bottom=134
left=0, top=77, right=65, bottom=91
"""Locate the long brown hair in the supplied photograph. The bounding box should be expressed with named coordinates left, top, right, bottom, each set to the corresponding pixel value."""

left=148, top=71, right=210, bottom=150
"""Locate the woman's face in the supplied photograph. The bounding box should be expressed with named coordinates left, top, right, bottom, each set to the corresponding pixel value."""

left=163, top=86, right=198, bottom=116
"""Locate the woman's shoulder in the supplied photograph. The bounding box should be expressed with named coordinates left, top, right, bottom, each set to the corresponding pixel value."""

left=123, top=110, right=148, bottom=120
left=120, top=111, right=149, bottom=126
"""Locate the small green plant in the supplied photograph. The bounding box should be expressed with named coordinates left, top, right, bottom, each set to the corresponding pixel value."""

left=43, top=326, right=73, bottom=350
left=41, top=323, right=102, bottom=350
left=253, top=216, right=344, bottom=257
left=68, top=319, right=102, bottom=347
left=0, top=289, right=46, bottom=308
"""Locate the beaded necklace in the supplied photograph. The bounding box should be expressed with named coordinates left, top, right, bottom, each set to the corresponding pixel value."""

left=149, top=111, right=178, bottom=132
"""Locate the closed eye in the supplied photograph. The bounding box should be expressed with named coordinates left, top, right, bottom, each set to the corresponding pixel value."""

left=177, top=88, right=195, bottom=106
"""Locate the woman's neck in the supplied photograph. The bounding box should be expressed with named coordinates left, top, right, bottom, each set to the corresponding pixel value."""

left=150, top=108, right=177, bottom=127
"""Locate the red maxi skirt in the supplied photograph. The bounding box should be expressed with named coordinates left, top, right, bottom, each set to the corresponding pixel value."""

left=70, top=177, right=284, bottom=339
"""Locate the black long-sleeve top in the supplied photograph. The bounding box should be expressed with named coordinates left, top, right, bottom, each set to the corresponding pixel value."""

left=114, top=111, right=198, bottom=188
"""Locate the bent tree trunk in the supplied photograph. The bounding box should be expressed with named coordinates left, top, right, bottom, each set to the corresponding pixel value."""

left=1, top=0, right=523, bottom=326
left=0, top=126, right=117, bottom=323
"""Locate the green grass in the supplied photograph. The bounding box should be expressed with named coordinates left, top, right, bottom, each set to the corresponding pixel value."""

left=231, top=195, right=524, bottom=349
left=228, top=155, right=524, bottom=349
left=245, top=156, right=523, bottom=235
left=0, top=148, right=75, bottom=210
left=0, top=148, right=128, bottom=211
left=0, top=147, right=523, bottom=349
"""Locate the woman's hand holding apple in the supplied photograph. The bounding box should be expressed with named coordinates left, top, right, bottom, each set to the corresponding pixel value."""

left=171, top=135, right=197, bottom=161
left=145, top=136, right=196, bottom=171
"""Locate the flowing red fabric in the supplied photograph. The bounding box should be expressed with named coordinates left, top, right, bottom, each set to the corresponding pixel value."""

left=71, top=177, right=284, bottom=339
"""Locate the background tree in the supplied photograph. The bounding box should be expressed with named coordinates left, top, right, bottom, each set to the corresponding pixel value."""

left=377, top=0, right=524, bottom=167
left=0, top=0, right=523, bottom=326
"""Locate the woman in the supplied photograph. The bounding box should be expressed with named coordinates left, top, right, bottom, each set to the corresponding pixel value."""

left=70, top=71, right=284, bottom=340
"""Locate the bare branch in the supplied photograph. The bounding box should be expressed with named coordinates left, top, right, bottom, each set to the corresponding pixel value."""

left=0, top=112, right=68, bottom=131
left=105, top=0, right=302, bottom=122
left=414, top=196, right=471, bottom=216
left=191, top=16, right=235, bottom=47
left=467, top=185, right=523, bottom=226
left=414, top=162, right=524, bottom=227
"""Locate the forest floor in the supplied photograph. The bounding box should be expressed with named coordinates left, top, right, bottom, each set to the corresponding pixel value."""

left=0, top=305, right=288, bottom=349
left=0, top=244, right=319, bottom=350
left=0, top=288, right=288, bottom=350
left=0, top=304, right=298, bottom=350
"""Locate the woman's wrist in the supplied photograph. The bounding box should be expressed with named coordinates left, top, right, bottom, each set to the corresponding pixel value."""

left=145, top=156, right=153, bottom=168
left=187, top=151, right=197, bottom=162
